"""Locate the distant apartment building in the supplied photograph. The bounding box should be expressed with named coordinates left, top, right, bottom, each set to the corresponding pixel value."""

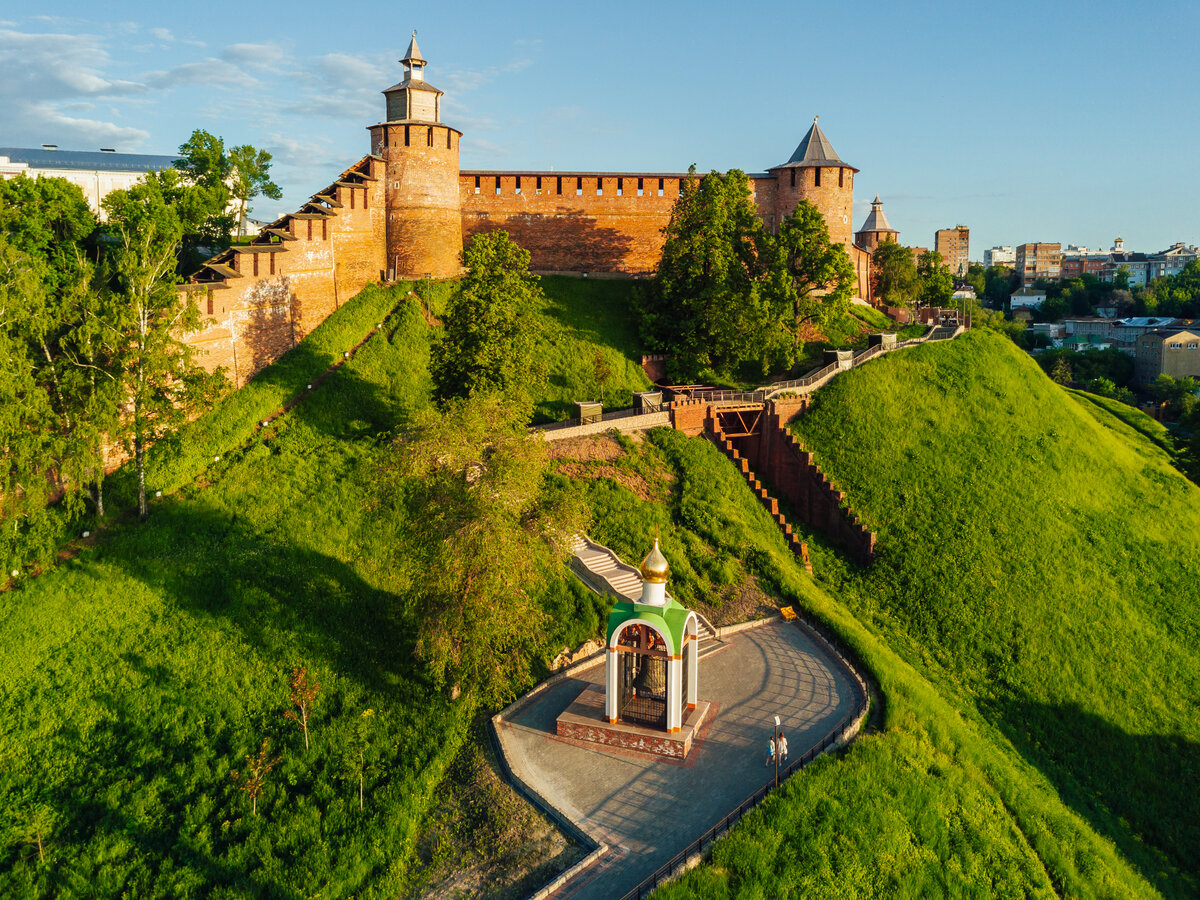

left=1150, top=243, right=1199, bottom=280
left=1059, top=245, right=1107, bottom=280
left=984, top=245, right=1016, bottom=268
left=1015, top=242, right=1062, bottom=284
left=1064, top=316, right=1183, bottom=358
left=0, top=145, right=179, bottom=216
left=1135, top=329, right=1200, bottom=383
left=935, top=225, right=969, bottom=277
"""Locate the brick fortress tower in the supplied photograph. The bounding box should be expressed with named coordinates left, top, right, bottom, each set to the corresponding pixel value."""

left=854, top=195, right=899, bottom=252
left=767, top=117, right=857, bottom=252
left=368, top=34, right=463, bottom=279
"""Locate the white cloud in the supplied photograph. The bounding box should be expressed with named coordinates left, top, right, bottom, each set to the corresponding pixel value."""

left=21, top=100, right=149, bottom=146
left=143, top=59, right=244, bottom=89
left=150, top=27, right=173, bottom=41
left=316, top=53, right=385, bottom=89
left=221, top=42, right=286, bottom=69
left=0, top=29, right=145, bottom=100
left=442, top=52, right=536, bottom=95
left=0, top=28, right=149, bottom=148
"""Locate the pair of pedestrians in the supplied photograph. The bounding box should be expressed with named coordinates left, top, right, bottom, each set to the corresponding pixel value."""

left=766, top=731, right=789, bottom=766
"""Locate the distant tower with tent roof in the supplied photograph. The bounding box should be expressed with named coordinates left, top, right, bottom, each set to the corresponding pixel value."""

left=855, top=194, right=900, bottom=252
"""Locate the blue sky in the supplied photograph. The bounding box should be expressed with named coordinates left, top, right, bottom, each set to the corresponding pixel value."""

left=3, top=0, right=1198, bottom=257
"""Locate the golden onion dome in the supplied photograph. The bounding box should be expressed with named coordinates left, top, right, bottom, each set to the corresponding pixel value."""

left=640, top=538, right=670, bottom=584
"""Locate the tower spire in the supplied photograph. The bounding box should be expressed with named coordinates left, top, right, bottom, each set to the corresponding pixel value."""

left=401, top=31, right=427, bottom=81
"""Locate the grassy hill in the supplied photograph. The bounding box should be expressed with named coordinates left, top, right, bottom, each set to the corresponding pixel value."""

left=0, top=277, right=636, bottom=897
left=658, top=329, right=1197, bottom=898
left=4, top=279, right=1194, bottom=898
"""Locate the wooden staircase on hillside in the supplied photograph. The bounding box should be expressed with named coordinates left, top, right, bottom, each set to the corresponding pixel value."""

left=569, top=535, right=724, bottom=659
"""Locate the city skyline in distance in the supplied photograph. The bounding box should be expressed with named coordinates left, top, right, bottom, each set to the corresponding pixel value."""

left=3, top=0, right=1198, bottom=258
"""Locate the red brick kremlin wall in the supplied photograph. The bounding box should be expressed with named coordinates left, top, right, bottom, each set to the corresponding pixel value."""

left=460, top=169, right=867, bottom=295
left=183, top=156, right=386, bottom=386
left=371, top=122, right=463, bottom=279
left=460, top=172, right=687, bottom=274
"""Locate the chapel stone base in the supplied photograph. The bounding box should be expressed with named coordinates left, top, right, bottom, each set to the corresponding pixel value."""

left=555, top=684, right=711, bottom=759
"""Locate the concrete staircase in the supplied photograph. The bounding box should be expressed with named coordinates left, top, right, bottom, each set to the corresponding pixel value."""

left=569, top=535, right=725, bottom=659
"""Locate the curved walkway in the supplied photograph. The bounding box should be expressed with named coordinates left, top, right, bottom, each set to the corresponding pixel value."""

left=495, top=621, right=860, bottom=899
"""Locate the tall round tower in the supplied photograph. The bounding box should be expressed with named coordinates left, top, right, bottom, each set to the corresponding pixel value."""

left=367, top=34, right=463, bottom=279
left=768, top=117, right=858, bottom=252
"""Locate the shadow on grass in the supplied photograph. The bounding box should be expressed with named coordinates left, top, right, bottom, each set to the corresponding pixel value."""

left=107, top=499, right=417, bottom=694
left=989, top=696, right=1200, bottom=900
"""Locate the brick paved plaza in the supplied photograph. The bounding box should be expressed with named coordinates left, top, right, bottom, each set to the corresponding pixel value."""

left=495, top=621, right=858, bottom=899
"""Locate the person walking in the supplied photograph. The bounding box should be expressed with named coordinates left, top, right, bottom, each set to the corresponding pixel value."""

left=778, top=732, right=789, bottom=764
left=766, top=735, right=775, bottom=767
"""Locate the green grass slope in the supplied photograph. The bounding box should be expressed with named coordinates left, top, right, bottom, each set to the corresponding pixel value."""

left=555, top=429, right=1151, bottom=899
left=782, top=330, right=1200, bottom=897
left=0, top=277, right=626, bottom=897
left=531, top=276, right=653, bottom=422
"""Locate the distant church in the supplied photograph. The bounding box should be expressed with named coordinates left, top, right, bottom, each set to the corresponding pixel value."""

left=184, top=36, right=902, bottom=385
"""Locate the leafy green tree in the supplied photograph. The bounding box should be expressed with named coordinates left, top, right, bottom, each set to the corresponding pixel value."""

left=0, top=176, right=113, bottom=509
left=342, top=709, right=381, bottom=811
left=984, top=265, right=1017, bottom=309
left=1085, top=376, right=1117, bottom=397
left=9, top=802, right=59, bottom=865
left=965, top=263, right=986, bottom=298
left=430, top=231, right=545, bottom=412
left=101, top=175, right=225, bottom=519
left=228, top=145, right=282, bottom=238
left=172, top=130, right=236, bottom=269
left=592, top=350, right=614, bottom=405
left=1050, top=357, right=1073, bottom=385
left=284, top=666, right=320, bottom=751
left=1152, top=374, right=1199, bottom=420
left=645, top=168, right=786, bottom=378
left=775, top=200, right=855, bottom=348
left=1140, top=259, right=1200, bottom=319
left=0, top=241, right=59, bottom=553
left=917, top=250, right=954, bottom=308
left=377, top=396, right=587, bottom=705
left=870, top=241, right=919, bottom=311
left=1037, top=294, right=1069, bottom=322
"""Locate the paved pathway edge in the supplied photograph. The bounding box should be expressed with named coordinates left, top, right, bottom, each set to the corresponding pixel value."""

left=491, top=611, right=874, bottom=900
